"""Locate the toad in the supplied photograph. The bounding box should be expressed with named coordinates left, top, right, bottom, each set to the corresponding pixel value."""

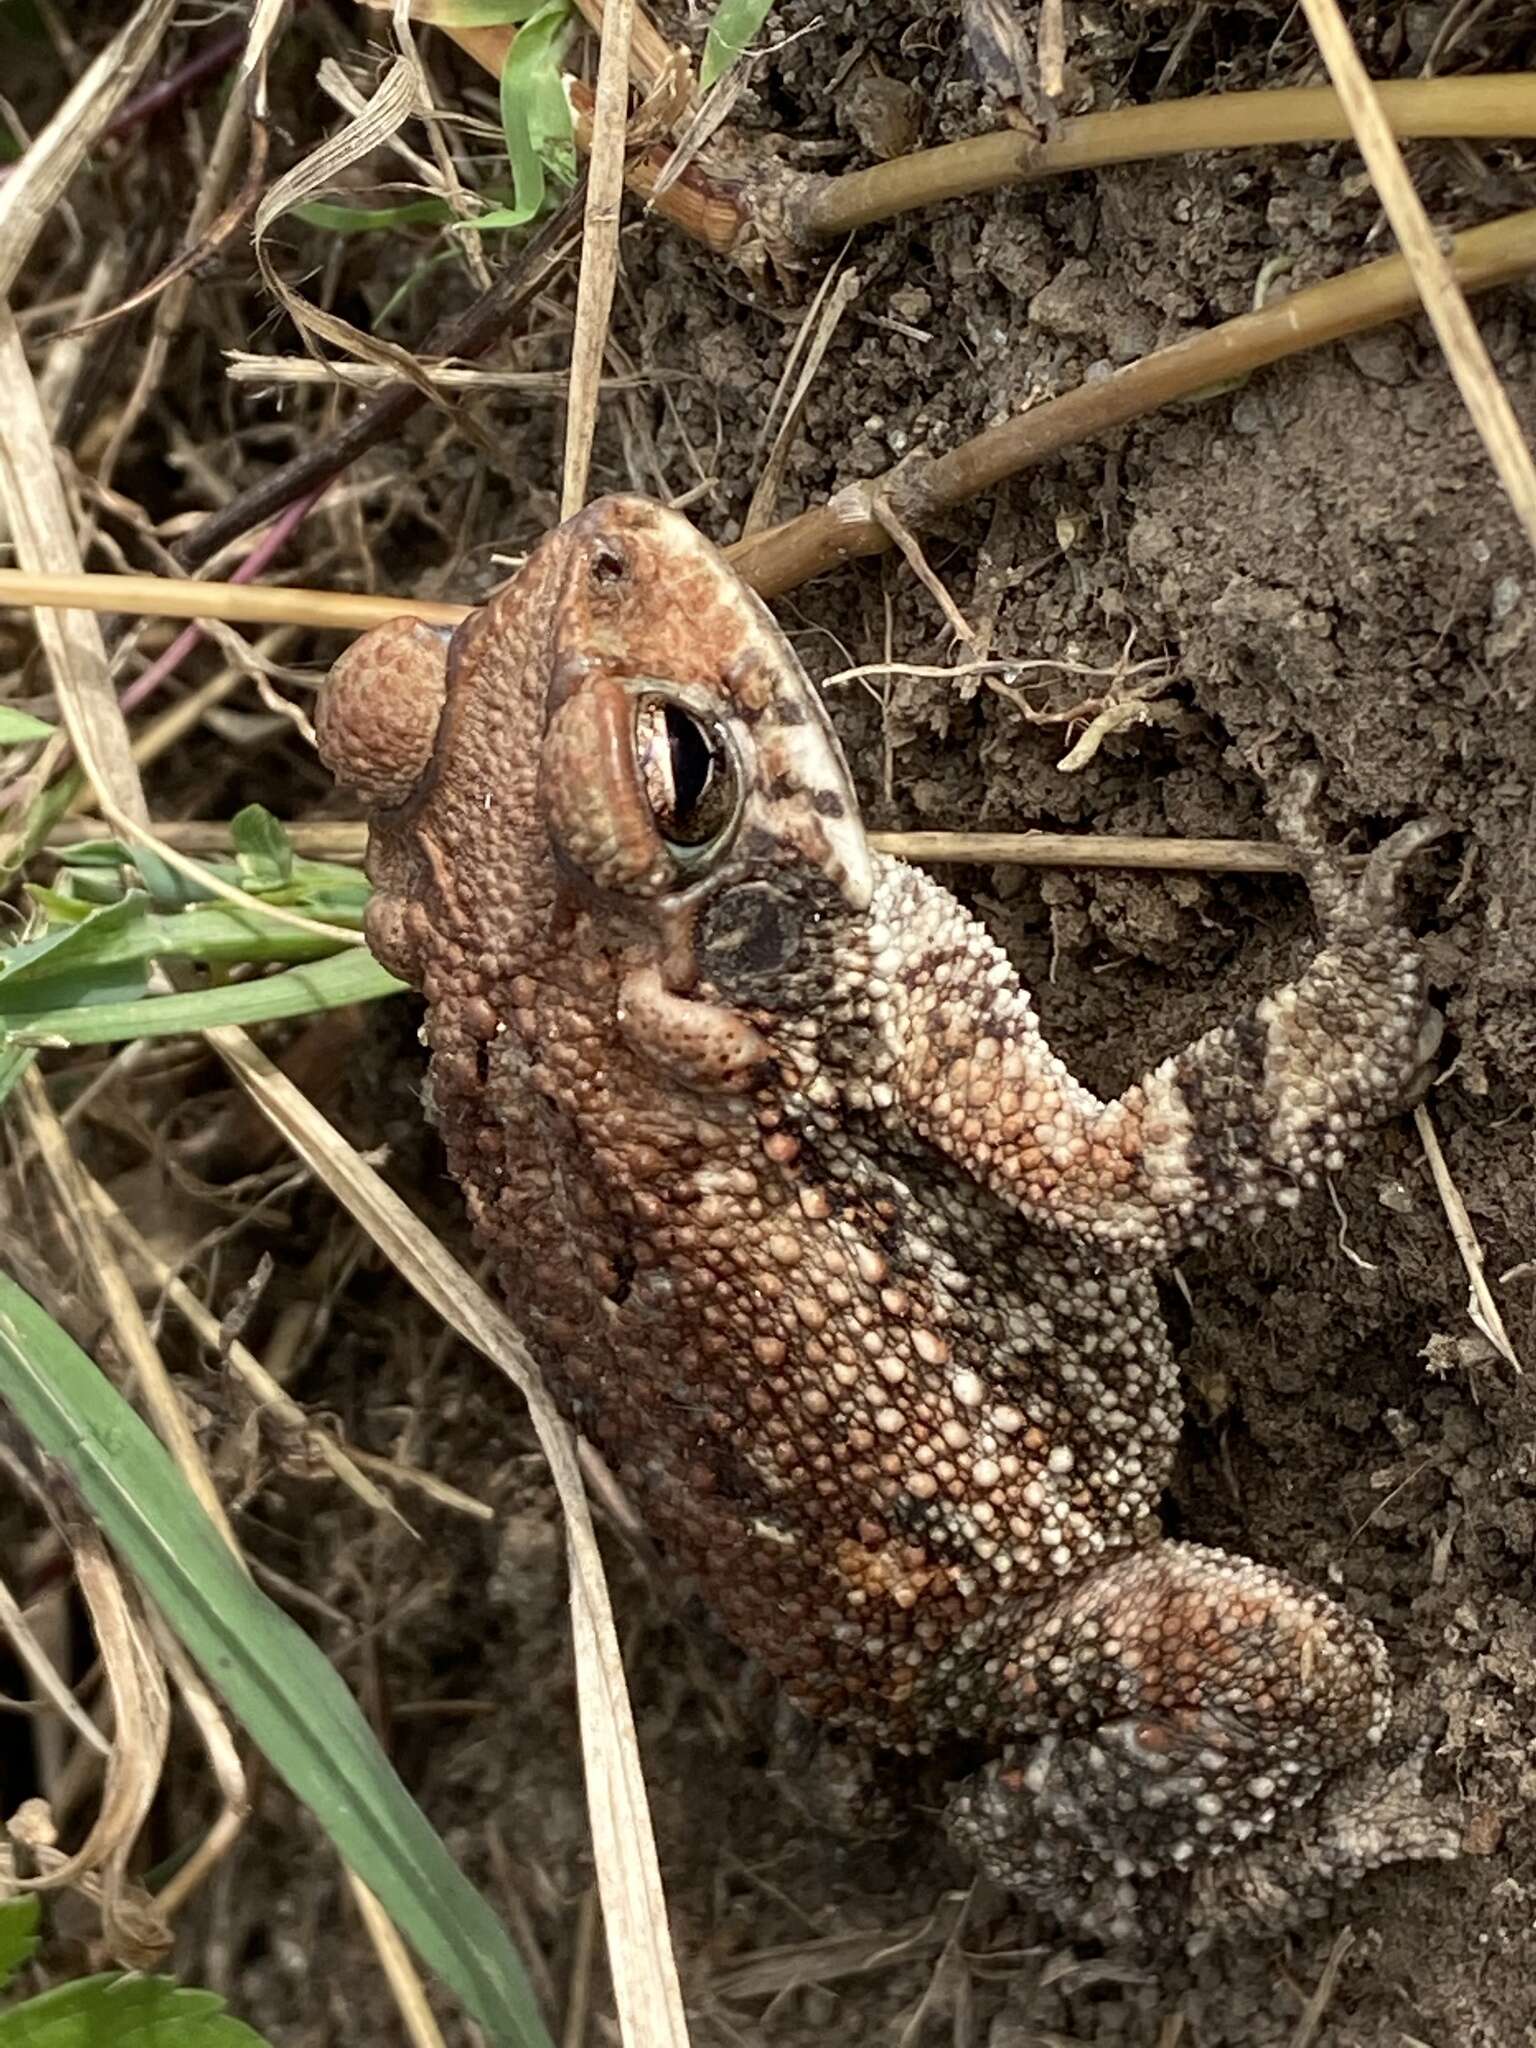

left=318, top=495, right=1457, bottom=1942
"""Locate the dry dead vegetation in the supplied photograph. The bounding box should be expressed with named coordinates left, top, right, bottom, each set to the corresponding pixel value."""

left=1, top=3, right=1534, bottom=2046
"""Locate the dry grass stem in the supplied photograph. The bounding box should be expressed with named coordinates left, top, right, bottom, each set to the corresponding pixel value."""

left=345, top=1449, right=494, bottom=1522
left=251, top=60, right=453, bottom=409
left=0, top=306, right=149, bottom=826
left=0, top=1570, right=112, bottom=1758
left=84, top=1168, right=403, bottom=1525
left=730, top=206, right=1536, bottom=597
left=867, top=486, right=978, bottom=643
left=141, top=1616, right=249, bottom=1921
left=561, top=1884, right=601, bottom=2048
left=562, top=0, right=636, bottom=518
left=1298, top=3, right=1536, bottom=559
left=0, top=568, right=464, bottom=631
left=17, top=1498, right=172, bottom=1966
left=19, top=1069, right=244, bottom=1552
left=348, top=1872, right=452, bottom=2048
left=798, top=75, right=1536, bottom=238
left=569, top=0, right=676, bottom=88
left=223, top=352, right=656, bottom=393
left=743, top=262, right=861, bottom=538
left=875, top=830, right=1294, bottom=873
left=46, top=815, right=1298, bottom=875
left=1413, top=1103, right=1522, bottom=1372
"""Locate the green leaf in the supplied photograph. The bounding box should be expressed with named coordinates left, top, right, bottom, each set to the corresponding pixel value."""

left=3, top=946, right=404, bottom=1046
left=0, top=1897, right=40, bottom=1995
left=293, top=197, right=457, bottom=234
left=0, top=708, right=55, bottom=744
left=700, top=0, right=776, bottom=89
left=38, top=840, right=127, bottom=870
left=0, top=894, right=367, bottom=1029
left=129, top=842, right=206, bottom=910
left=0, top=1280, right=554, bottom=2048
left=0, top=1972, right=269, bottom=2046
left=52, top=840, right=371, bottom=925
left=471, top=0, right=574, bottom=234
left=24, top=886, right=98, bottom=924
left=230, top=807, right=293, bottom=891
left=0, top=897, right=151, bottom=1017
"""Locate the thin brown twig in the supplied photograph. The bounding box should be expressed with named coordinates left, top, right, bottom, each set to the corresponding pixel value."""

left=728, top=205, right=1536, bottom=597
left=44, top=815, right=1300, bottom=875
left=795, top=75, right=1536, bottom=239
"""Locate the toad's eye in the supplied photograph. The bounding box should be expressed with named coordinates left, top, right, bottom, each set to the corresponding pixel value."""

left=541, top=676, right=744, bottom=899
left=635, top=697, right=739, bottom=856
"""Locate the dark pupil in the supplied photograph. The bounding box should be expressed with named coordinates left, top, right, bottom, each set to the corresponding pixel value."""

left=660, top=706, right=731, bottom=847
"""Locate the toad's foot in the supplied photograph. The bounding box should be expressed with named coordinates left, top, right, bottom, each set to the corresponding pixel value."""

left=941, top=1538, right=1458, bottom=1943
left=949, top=1731, right=1457, bottom=1948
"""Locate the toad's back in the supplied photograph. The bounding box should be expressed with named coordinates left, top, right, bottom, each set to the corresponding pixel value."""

left=426, top=849, right=1181, bottom=1751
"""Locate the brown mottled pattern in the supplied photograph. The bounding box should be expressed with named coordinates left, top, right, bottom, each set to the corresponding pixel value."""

left=318, top=496, right=1457, bottom=1943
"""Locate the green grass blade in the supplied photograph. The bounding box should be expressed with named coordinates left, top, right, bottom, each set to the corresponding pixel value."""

left=0, top=1898, right=40, bottom=1993
left=4, top=949, right=406, bottom=1046
left=0, top=1046, right=36, bottom=1109
left=700, top=0, right=776, bottom=89
left=485, top=0, right=574, bottom=231
left=0, top=708, right=55, bottom=743
left=0, top=1278, right=554, bottom=2048
left=0, top=1973, right=269, bottom=2045
left=2, top=898, right=348, bottom=1013
left=294, top=197, right=457, bottom=233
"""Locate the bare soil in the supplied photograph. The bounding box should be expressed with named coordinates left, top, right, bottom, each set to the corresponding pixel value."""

left=10, top=2, right=1536, bottom=2043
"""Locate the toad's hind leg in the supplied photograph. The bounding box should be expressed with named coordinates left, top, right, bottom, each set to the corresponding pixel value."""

left=945, top=1540, right=1455, bottom=1940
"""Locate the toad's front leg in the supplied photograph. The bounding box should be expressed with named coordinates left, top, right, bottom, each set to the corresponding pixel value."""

left=942, top=1540, right=1458, bottom=1943
left=870, top=784, right=1446, bottom=1262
